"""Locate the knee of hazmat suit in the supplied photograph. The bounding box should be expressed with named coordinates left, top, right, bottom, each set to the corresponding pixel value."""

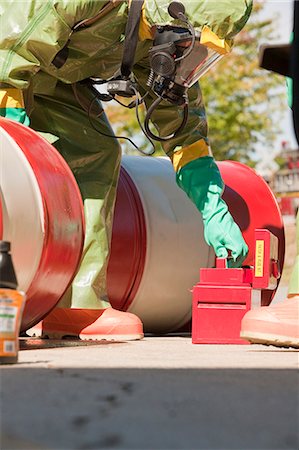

left=286, top=37, right=299, bottom=295
left=0, top=0, right=252, bottom=311
left=288, top=211, right=299, bottom=295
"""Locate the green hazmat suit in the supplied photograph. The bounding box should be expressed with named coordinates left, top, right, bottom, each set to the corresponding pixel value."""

left=288, top=211, right=299, bottom=295
left=286, top=44, right=299, bottom=295
left=0, top=0, right=252, bottom=309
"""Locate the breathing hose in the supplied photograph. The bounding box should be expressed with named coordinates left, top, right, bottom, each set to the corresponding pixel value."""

left=144, top=96, right=189, bottom=142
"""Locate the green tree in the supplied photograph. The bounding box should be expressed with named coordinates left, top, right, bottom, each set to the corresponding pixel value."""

left=105, top=2, right=286, bottom=163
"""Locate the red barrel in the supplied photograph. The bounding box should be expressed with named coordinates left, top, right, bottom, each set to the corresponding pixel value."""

left=220, top=161, right=285, bottom=307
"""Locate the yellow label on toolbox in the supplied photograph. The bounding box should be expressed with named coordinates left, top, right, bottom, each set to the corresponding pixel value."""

left=255, top=240, right=264, bottom=278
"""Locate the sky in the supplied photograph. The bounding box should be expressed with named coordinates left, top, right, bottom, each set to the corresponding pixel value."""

left=262, top=0, right=293, bottom=44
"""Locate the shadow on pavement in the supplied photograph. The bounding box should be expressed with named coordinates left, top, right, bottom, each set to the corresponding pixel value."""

left=1, top=367, right=298, bottom=450
left=20, top=338, right=125, bottom=350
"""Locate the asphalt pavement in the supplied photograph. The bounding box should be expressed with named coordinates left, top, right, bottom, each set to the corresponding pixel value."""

left=1, top=336, right=298, bottom=450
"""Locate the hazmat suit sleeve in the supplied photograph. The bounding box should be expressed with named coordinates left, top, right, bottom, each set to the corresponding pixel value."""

left=0, top=0, right=71, bottom=124
left=133, top=62, right=248, bottom=267
left=0, top=0, right=109, bottom=125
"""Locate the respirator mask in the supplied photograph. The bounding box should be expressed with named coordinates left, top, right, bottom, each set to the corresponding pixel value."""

left=148, top=19, right=223, bottom=106
left=88, top=1, right=225, bottom=150
left=143, top=17, right=223, bottom=141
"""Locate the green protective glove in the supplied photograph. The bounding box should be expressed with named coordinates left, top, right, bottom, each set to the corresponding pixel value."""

left=1, top=103, right=60, bottom=144
left=0, top=107, right=30, bottom=126
left=287, top=33, right=293, bottom=109
left=176, top=156, right=248, bottom=267
left=0, top=88, right=30, bottom=126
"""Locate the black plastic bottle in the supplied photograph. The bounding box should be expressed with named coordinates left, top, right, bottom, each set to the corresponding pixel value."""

left=0, top=241, right=25, bottom=364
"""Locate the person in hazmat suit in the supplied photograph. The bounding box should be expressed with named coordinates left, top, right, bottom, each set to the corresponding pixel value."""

left=0, top=0, right=251, bottom=340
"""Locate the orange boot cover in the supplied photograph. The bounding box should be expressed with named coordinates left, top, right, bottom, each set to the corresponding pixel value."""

left=27, top=308, right=144, bottom=341
left=240, top=296, right=299, bottom=348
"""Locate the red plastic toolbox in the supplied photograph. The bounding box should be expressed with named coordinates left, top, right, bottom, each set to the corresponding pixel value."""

left=192, top=229, right=280, bottom=344
left=192, top=259, right=252, bottom=344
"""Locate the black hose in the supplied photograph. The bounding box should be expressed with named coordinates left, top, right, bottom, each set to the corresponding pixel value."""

left=86, top=91, right=140, bottom=151
left=175, top=22, right=196, bottom=63
left=144, top=96, right=189, bottom=142
left=131, top=87, right=156, bottom=155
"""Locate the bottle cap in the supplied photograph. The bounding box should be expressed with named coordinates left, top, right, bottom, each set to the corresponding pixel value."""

left=0, top=241, right=18, bottom=289
left=0, top=241, right=11, bottom=252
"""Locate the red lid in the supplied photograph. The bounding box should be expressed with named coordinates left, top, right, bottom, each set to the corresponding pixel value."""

left=200, top=265, right=253, bottom=286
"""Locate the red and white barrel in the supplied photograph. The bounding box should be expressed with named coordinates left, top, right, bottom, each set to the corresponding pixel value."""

left=0, top=119, right=285, bottom=333
left=107, top=157, right=215, bottom=333
left=0, top=118, right=84, bottom=332
left=107, top=156, right=285, bottom=333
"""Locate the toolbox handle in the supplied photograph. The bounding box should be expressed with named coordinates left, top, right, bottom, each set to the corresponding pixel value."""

left=215, top=258, right=227, bottom=269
